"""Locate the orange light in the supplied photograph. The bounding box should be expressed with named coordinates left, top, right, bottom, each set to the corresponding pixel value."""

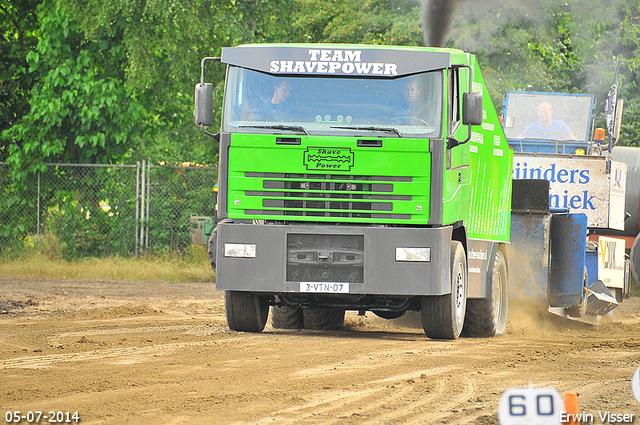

left=594, top=127, right=605, bottom=142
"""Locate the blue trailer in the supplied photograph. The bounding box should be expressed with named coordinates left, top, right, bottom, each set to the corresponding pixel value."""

left=503, top=91, right=627, bottom=323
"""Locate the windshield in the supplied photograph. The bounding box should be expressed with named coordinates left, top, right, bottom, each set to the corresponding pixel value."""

left=222, top=66, right=443, bottom=138
left=502, top=92, right=594, bottom=142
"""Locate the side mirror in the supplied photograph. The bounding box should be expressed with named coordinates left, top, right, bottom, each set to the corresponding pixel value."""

left=195, top=83, right=214, bottom=127
left=462, top=92, right=483, bottom=126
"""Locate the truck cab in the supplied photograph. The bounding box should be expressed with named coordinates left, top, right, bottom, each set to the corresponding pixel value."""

left=196, top=44, right=512, bottom=338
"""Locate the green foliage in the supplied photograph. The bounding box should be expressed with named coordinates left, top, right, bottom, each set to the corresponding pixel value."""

left=450, top=0, right=640, bottom=145
left=2, top=0, right=640, bottom=264
left=294, top=0, right=422, bottom=45
left=38, top=166, right=138, bottom=258
left=0, top=0, right=40, bottom=161
left=5, top=0, right=640, bottom=166
left=62, top=0, right=302, bottom=168
left=451, top=1, right=585, bottom=112
left=0, top=163, right=36, bottom=251
left=2, top=0, right=640, bottom=216
left=146, top=166, right=218, bottom=253
left=3, top=0, right=147, bottom=177
left=0, top=162, right=218, bottom=259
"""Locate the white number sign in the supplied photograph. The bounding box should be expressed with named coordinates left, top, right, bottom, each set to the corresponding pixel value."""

left=633, top=366, right=640, bottom=403
left=499, top=386, right=562, bottom=425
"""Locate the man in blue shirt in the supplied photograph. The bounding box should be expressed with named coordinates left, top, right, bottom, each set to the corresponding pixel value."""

left=250, top=80, right=293, bottom=121
left=392, top=79, right=430, bottom=125
left=519, top=102, right=576, bottom=140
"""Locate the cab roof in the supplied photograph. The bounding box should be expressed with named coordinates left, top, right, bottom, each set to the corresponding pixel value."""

left=220, top=43, right=470, bottom=77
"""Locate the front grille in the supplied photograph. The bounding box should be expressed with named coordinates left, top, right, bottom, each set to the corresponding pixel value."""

left=244, top=172, right=412, bottom=219
left=286, top=233, right=364, bottom=283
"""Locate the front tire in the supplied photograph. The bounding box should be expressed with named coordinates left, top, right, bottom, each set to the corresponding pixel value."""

left=464, top=249, right=508, bottom=337
left=225, top=291, right=269, bottom=332
left=421, top=241, right=468, bottom=339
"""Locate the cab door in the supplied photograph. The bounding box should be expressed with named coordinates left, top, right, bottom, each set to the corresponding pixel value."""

left=443, top=66, right=472, bottom=224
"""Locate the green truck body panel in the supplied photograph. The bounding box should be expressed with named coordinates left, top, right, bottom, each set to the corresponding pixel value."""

left=466, top=58, right=513, bottom=242
left=227, top=133, right=432, bottom=224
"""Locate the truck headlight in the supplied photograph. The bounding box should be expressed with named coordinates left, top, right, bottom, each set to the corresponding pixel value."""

left=395, top=247, right=430, bottom=262
left=224, top=243, right=256, bottom=258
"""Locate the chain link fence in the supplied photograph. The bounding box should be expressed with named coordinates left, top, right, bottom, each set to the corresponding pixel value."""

left=0, top=162, right=218, bottom=258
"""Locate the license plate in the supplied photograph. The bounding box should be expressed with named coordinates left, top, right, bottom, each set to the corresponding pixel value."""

left=300, top=282, right=349, bottom=293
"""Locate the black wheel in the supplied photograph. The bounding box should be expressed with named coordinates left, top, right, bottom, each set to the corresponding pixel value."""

left=630, top=234, right=640, bottom=287
left=463, top=249, right=508, bottom=337
left=271, top=305, right=304, bottom=329
left=612, top=287, right=624, bottom=303
left=421, top=241, right=468, bottom=339
left=372, top=310, right=406, bottom=320
left=565, top=267, right=588, bottom=318
left=303, top=308, right=345, bottom=330
left=623, top=257, right=631, bottom=298
left=225, top=291, right=269, bottom=332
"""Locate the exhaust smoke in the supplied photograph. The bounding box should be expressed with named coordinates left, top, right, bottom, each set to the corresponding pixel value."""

left=422, top=0, right=458, bottom=47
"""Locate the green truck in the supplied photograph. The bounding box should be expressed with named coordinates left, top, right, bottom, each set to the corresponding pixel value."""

left=195, top=44, right=512, bottom=339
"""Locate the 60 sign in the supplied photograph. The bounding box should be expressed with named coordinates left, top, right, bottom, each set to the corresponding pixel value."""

left=498, top=386, right=562, bottom=425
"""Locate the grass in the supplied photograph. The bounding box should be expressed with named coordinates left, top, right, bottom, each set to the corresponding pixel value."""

left=1, top=245, right=639, bottom=296
left=0, top=245, right=216, bottom=283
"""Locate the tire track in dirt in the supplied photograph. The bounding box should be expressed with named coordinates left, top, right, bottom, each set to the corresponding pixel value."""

left=244, top=387, right=384, bottom=425
left=238, top=365, right=463, bottom=424
left=402, top=375, right=475, bottom=424
left=0, top=340, right=215, bottom=369
left=0, top=326, right=293, bottom=370
left=358, top=374, right=448, bottom=424
left=293, top=344, right=458, bottom=379
left=53, top=324, right=213, bottom=339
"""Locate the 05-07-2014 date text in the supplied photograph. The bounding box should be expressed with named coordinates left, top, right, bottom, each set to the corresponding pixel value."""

left=5, top=411, right=79, bottom=424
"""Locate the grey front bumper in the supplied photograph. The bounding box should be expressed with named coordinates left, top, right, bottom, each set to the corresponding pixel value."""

left=216, top=222, right=452, bottom=297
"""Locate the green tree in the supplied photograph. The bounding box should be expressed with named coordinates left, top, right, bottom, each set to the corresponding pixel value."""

left=294, top=0, right=422, bottom=45
left=63, top=0, right=302, bottom=167
left=0, top=0, right=40, bottom=161
left=3, top=0, right=147, bottom=176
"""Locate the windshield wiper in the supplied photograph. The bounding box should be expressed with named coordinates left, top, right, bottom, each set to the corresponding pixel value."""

left=330, top=125, right=402, bottom=137
left=239, top=124, right=309, bottom=135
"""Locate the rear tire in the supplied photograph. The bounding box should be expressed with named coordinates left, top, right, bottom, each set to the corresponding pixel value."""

left=566, top=267, right=588, bottom=318
left=271, top=305, right=304, bottom=329
left=623, top=257, right=631, bottom=298
left=421, top=241, right=467, bottom=339
left=612, top=287, right=623, bottom=303
left=225, top=291, right=269, bottom=332
left=303, top=308, right=345, bottom=330
left=463, top=249, right=508, bottom=337
left=630, top=234, right=640, bottom=287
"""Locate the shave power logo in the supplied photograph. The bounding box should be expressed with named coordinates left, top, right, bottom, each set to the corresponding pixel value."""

left=304, top=147, right=354, bottom=171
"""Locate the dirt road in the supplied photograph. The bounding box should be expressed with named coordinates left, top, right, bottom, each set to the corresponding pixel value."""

left=1, top=277, right=639, bottom=424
